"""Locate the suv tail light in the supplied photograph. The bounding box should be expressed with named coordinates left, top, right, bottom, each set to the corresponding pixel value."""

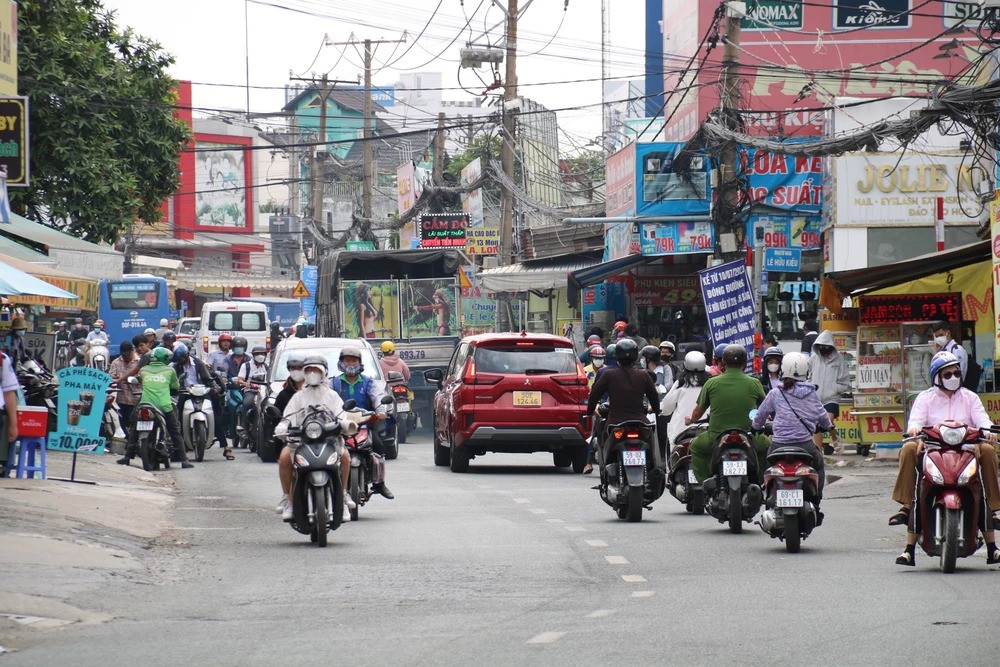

left=266, top=336, right=271, bottom=352
left=553, top=360, right=588, bottom=386
left=462, top=358, right=500, bottom=386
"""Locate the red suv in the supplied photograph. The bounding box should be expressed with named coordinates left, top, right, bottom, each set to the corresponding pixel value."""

left=424, top=332, right=591, bottom=473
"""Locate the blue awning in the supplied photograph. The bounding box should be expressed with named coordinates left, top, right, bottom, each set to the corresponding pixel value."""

left=0, top=259, right=77, bottom=299
left=567, top=254, right=656, bottom=307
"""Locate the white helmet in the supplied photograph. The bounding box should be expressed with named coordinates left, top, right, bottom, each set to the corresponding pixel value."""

left=683, top=350, right=707, bottom=372
left=781, top=351, right=810, bottom=382
left=160, top=318, right=169, bottom=326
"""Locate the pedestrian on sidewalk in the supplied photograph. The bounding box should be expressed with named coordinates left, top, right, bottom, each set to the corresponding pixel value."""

left=0, top=350, right=19, bottom=473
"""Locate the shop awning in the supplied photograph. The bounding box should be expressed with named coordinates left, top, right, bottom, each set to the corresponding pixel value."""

left=566, top=254, right=658, bottom=307
left=0, top=258, right=78, bottom=299
left=820, top=241, right=989, bottom=312
left=176, top=274, right=299, bottom=291
left=0, top=254, right=99, bottom=309
left=478, top=256, right=600, bottom=293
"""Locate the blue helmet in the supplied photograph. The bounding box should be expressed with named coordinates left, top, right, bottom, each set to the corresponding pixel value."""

left=713, top=343, right=728, bottom=361
left=929, top=351, right=960, bottom=386
left=172, top=343, right=189, bottom=363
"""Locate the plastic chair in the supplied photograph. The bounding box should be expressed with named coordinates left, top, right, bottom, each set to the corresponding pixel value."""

left=4, top=436, right=46, bottom=479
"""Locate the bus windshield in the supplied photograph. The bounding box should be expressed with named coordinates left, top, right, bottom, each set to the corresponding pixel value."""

left=108, top=282, right=160, bottom=309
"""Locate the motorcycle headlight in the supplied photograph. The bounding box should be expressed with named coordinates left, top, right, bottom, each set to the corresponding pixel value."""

left=957, top=458, right=978, bottom=485
left=924, top=457, right=945, bottom=485
left=304, top=420, right=324, bottom=440
left=326, top=452, right=340, bottom=465
left=295, top=454, right=308, bottom=467
left=939, top=425, right=966, bottom=446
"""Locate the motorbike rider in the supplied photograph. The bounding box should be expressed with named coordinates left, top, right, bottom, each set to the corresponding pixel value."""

left=659, top=341, right=678, bottom=379
left=205, top=333, right=233, bottom=451
left=143, top=328, right=157, bottom=349
left=4, top=317, right=28, bottom=363
left=274, top=353, right=306, bottom=416
left=155, top=317, right=172, bottom=342
left=661, top=350, right=710, bottom=456
left=159, top=331, right=177, bottom=352
left=109, top=339, right=142, bottom=440
left=172, top=343, right=228, bottom=459
left=931, top=320, right=969, bottom=382
left=275, top=354, right=356, bottom=522
left=707, top=343, right=727, bottom=377
left=84, top=319, right=110, bottom=365
left=55, top=321, right=69, bottom=343
left=602, top=343, right=618, bottom=371
left=585, top=339, right=662, bottom=470
left=70, top=318, right=88, bottom=342
left=685, top=344, right=769, bottom=484
left=331, top=346, right=395, bottom=499
left=234, top=344, right=268, bottom=442
left=807, top=330, right=850, bottom=454
left=751, top=351, right=834, bottom=519
left=583, top=345, right=606, bottom=387
left=890, top=352, right=1000, bottom=566
left=118, top=346, right=193, bottom=469
left=377, top=341, right=411, bottom=383
left=758, top=347, right=784, bottom=392
left=580, top=334, right=602, bottom=366
left=641, top=345, right=671, bottom=461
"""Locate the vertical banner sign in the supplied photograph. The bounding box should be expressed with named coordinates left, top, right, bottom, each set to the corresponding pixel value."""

left=47, top=367, right=112, bottom=455
left=461, top=158, right=484, bottom=227
left=300, top=265, right=318, bottom=322
left=991, top=197, right=1000, bottom=360
left=697, top=259, right=757, bottom=356
left=0, top=97, right=29, bottom=187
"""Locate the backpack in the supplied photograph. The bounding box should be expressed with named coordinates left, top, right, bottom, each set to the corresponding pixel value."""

left=963, top=357, right=983, bottom=391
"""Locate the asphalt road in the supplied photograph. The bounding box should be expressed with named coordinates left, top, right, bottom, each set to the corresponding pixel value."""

left=11, top=432, right=1000, bottom=666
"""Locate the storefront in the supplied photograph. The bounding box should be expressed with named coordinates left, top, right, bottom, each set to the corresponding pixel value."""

left=0, top=254, right=100, bottom=330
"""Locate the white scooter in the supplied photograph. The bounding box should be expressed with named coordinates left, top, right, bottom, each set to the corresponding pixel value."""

left=181, top=384, right=215, bottom=462
left=87, top=338, right=110, bottom=372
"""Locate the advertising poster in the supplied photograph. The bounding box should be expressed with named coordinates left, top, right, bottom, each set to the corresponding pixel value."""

left=635, top=143, right=712, bottom=217
left=419, top=213, right=469, bottom=248
left=47, top=367, right=112, bottom=455
left=403, top=279, right=458, bottom=337
left=300, top=265, right=318, bottom=322
left=194, top=141, right=249, bottom=228
left=740, top=149, right=822, bottom=212
left=461, top=158, right=484, bottom=227
left=340, top=280, right=400, bottom=339
left=697, top=259, right=756, bottom=355
left=465, top=227, right=500, bottom=255
left=745, top=214, right=821, bottom=250
left=639, top=221, right=714, bottom=256
left=605, top=142, right=636, bottom=217
left=604, top=222, right=640, bottom=261
left=632, top=276, right=701, bottom=308
left=581, top=281, right=627, bottom=332
left=993, top=197, right=1000, bottom=360
left=23, top=332, right=56, bottom=370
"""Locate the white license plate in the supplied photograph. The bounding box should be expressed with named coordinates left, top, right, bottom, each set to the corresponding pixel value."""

left=687, top=469, right=698, bottom=485
left=396, top=403, right=410, bottom=413
left=722, top=460, right=747, bottom=476
left=776, top=489, right=804, bottom=508
left=622, top=450, right=646, bottom=466
left=137, top=420, right=154, bottom=431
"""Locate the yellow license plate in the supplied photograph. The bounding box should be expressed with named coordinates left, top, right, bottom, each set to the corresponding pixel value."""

left=513, top=391, right=542, bottom=407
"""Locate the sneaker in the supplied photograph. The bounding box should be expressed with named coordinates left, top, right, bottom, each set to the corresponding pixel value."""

left=343, top=503, right=351, bottom=522
left=344, top=492, right=357, bottom=510
left=282, top=503, right=294, bottom=521
left=181, top=461, right=195, bottom=469
left=374, top=483, right=395, bottom=500
left=275, top=496, right=290, bottom=514
left=116, top=457, right=130, bottom=466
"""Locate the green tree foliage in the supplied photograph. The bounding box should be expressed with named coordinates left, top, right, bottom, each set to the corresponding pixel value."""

left=13, top=0, right=191, bottom=244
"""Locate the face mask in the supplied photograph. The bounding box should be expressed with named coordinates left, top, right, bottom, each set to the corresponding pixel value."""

left=253, top=354, right=266, bottom=364
left=934, top=335, right=948, bottom=347
left=94, top=326, right=102, bottom=332
left=304, top=370, right=324, bottom=386
left=942, top=375, right=962, bottom=391
left=289, top=369, right=305, bottom=382
left=15, top=330, right=25, bottom=337
left=767, top=362, right=780, bottom=373
left=234, top=347, right=245, bottom=356
left=343, top=363, right=361, bottom=376
left=593, top=358, right=605, bottom=368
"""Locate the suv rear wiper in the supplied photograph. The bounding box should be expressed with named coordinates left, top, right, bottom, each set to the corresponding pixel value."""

left=524, top=368, right=558, bottom=374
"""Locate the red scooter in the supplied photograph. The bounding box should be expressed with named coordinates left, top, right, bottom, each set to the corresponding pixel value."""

left=758, top=446, right=821, bottom=553
left=912, top=421, right=989, bottom=573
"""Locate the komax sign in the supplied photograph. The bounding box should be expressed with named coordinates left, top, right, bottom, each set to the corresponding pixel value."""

left=743, top=1, right=803, bottom=30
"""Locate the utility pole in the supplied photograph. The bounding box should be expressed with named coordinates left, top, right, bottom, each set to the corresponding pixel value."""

left=500, top=0, right=518, bottom=267
left=433, top=112, right=446, bottom=186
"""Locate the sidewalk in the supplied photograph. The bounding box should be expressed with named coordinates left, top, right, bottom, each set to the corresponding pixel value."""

left=0, top=451, right=176, bottom=655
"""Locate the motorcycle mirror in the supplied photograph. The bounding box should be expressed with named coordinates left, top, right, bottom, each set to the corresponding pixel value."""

left=380, top=395, right=394, bottom=405
left=748, top=409, right=758, bottom=420
left=343, top=399, right=357, bottom=411
left=127, top=376, right=139, bottom=385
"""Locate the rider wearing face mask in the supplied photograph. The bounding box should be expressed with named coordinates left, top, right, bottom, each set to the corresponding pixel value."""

left=758, top=347, right=784, bottom=392
left=234, top=344, right=269, bottom=442
left=806, top=330, right=850, bottom=453
left=4, top=317, right=28, bottom=363
left=331, top=346, right=394, bottom=499
left=274, top=355, right=357, bottom=522
left=931, top=320, right=968, bottom=383
left=583, top=345, right=606, bottom=388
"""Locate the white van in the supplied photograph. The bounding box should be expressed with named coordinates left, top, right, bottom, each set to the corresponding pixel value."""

left=199, top=301, right=270, bottom=356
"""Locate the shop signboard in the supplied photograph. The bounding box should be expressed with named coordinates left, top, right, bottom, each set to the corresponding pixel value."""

left=835, top=0, right=910, bottom=30
left=834, top=153, right=988, bottom=227
left=299, top=265, right=318, bottom=322
left=820, top=307, right=860, bottom=332
left=23, top=332, right=56, bottom=371
left=632, top=276, right=701, bottom=308
left=47, top=367, right=112, bottom=455
left=742, top=1, right=803, bottom=30
left=397, top=162, right=421, bottom=216
left=0, top=1, right=16, bottom=97
left=582, top=281, right=627, bottom=331
left=0, top=97, right=28, bottom=186
left=698, top=259, right=756, bottom=355
left=346, top=241, right=375, bottom=251
left=15, top=277, right=96, bottom=310
left=604, top=222, right=639, bottom=261
left=763, top=247, right=801, bottom=272
left=461, top=286, right=504, bottom=336
left=945, top=2, right=999, bottom=28
left=419, top=213, right=468, bottom=248
left=465, top=226, right=500, bottom=255
left=605, top=142, right=636, bottom=217
left=740, top=149, right=822, bottom=212
left=858, top=292, right=962, bottom=325
left=635, top=143, right=712, bottom=217
left=460, top=158, right=484, bottom=227
left=639, top=221, right=713, bottom=256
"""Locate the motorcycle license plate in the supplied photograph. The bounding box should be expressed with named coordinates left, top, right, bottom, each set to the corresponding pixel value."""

left=722, top=460, right=747, bottom=476
left=396, top=403, right=410, bottom=413
left=622, top=450, right=646, bottom=466
left=776, top=489, right=804, bottom=508
left=137, top=420, right=154, bottom=431
left=513, top=391, right=541, bottom=407
left=687, top=469, right=697, bottom=485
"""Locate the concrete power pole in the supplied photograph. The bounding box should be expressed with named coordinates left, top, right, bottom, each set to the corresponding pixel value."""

left=433, top=112, right=446, bottom=186
left=499, top=0, right=518, bottom=267
left=363, top=39, right=374, bottom=220
left=312, top=74, right=330, bottom=234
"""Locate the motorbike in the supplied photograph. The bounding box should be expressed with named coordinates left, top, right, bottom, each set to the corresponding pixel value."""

left=257, top=400, right=284, bottom=463
left=55, top=339, right=71, bottom=370
left=703, top=427, right=762, bottom=534
left=667, top=419, right=708, bottom=515
left=87, top=339, right=110, bottom=372
left=911, top=421, right=992, bottom=573
left=234, top=374, right=265, bottom=451
left=757, top=445, right=822, bottom=553
left=343, top=395, right=395, bottom=521
left=133, top=401, right=173, bottom=472
left=69, top=341, right=87, bottom=367
left=595, top=403, right=666, bottom=522
left=99, top=384, right=125, bottom=442
left=181, top=384, right=215, bottom=462
left=18, top=361, right=58, bottom=434
left=278, top=400, right=355, bottom=547
left=385, top=371, right=414, bottom=446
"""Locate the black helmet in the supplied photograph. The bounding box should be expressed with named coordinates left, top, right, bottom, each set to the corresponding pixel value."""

left=762, top=347, right=784, bottom=361
left=251, top=345, right=266, bottom=356
left=640, top=345, right=661, bottom=364
left=232, top=336, right=248, bottom=350
left=722, top=343, right=747, bottom=367
left=615, top=338, right=639, bottom=366
left=161, top=331, right=177, bottom=347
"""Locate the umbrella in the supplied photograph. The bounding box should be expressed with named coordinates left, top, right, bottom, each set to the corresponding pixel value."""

left=0, top=259, right=78, bottom=299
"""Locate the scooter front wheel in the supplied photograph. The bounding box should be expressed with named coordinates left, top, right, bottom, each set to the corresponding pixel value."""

left=194, top=422, right=208, bottom=462
left=940, top=508, right=960, bottom=573
left=313, top=485, right=328, bottom=547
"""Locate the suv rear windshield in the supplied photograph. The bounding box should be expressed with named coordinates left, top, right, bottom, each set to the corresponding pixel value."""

left=474, top=346, right=577, bottom=374
left=209, top=312, right=265, bottom=332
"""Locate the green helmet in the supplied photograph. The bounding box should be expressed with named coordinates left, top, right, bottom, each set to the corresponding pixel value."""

left=152, top=347, right=171, bottom=364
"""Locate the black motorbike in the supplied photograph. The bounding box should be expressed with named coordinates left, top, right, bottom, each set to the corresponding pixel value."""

left=280, top=401, right=354, bottom=547
left=18, top=358, right=58, bottom=434
left=595, top=404, right=666, bottom=522
left=235, top=374, right=265, bottom=451
left=343, top=396, right=394, bottom=521
left=667, top=420, right=708, bottom=514
left=703, top=428, right=762, bottom=533
left=134, top=402, right=173, bottom=472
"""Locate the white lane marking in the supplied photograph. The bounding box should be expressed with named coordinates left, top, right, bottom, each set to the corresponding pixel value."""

left=513, top=498, right=531, bottom=504
left=477, top=484, right=493, bottom=489
left=191, top=496, right=226, bottom=500
left=546, top=518, right=565, bottom=524
left=529, top=509, right=547, bottom=515
left=605, top=555, right=629, bottom=565
left=621, top=575, right=646, bottom=583
left=172, top=527, right=243, bottom=531
left=585, top=539, right=608, bottom=547
left=630, top=591, right=656, bottom=598
left=565, top=526, right=587, bottom=532
left=586, top=609, right=614, bottom=619
left=527, top=631, right=566, bottom=645
left=175, top=507, right=262, bottom=511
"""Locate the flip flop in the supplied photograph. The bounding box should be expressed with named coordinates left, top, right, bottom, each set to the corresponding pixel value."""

left=888, top=507, right=910, bottom=526
left=895, top=551, right=915, bottom=567
left=224, top=448, right=235, bottom=460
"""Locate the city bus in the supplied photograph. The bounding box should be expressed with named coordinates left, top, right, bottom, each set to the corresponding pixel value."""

left=98, top=274, right=170, bottom=356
